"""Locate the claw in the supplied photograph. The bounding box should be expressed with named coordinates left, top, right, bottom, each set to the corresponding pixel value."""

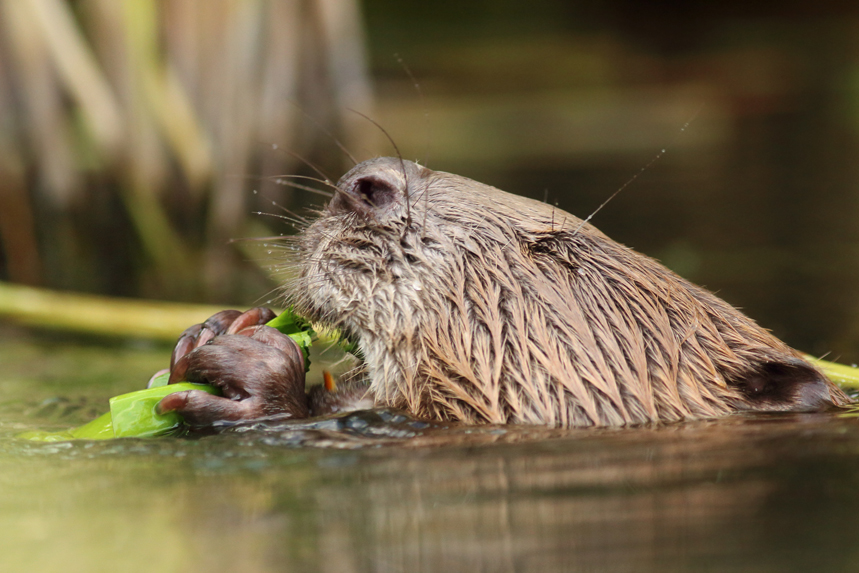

left=201, top=310, right=243, bottom=334
left=226, top=307, right=277, bottom=335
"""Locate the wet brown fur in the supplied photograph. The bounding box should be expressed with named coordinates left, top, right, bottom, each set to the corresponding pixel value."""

left=290, top=157, right=848, bottom=427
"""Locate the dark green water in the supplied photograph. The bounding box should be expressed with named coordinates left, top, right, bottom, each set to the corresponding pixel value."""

left=4, top=329, right=859, bottom=572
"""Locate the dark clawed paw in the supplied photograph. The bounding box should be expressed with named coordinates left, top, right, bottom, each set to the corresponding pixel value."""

left=164, top=308, right=308, bottom=426
left=170, top=307, right=277, bottom=369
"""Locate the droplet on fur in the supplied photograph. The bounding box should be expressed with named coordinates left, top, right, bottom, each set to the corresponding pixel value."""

left=413, top=282, right=422, bottom=291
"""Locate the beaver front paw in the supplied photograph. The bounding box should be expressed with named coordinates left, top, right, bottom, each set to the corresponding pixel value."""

left=159, top=308, right=309, bottom=426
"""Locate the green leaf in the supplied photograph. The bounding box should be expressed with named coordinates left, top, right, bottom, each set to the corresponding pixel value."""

left=109, top=383, right=221, bottom=438
left=148, top=370, right=170, bottom=388
left=266, top=307, right=315, bottom=371
left=70, top=412, right=115, bottom=439
left=265, top=306, right=313, bottom=334
left=19, top=383, right=220, bottom=441
left=18, top=412, right=115, bottom=442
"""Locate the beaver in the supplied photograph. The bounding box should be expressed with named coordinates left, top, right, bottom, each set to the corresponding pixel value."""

left=160, top=157, right=849, bottom=428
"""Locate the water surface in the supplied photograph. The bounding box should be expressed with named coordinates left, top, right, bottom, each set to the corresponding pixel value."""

left=3, top=328, right=859, bottom=572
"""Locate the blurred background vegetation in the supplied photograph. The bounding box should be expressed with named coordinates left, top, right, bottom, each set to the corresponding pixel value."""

left=2, top=0, right=859, bottom=360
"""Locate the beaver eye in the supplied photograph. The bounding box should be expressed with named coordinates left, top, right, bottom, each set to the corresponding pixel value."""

left=353, top=176, right=398, bottom=209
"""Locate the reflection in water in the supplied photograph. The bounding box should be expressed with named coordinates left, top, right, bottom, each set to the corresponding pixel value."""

left=4, top=410, right=859, bottom=572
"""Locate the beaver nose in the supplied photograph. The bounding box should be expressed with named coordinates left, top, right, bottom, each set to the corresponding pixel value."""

left=330, top=175, right=401, bottom=217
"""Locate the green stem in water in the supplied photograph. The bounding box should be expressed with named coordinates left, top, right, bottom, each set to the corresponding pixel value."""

left=804, top=355, right=859, bottom=390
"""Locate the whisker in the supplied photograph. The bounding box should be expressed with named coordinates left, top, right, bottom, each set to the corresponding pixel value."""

left=571, top=104, right=704, bottom=237
left=346, top=108, right=412, bottom=229
left=267, top=173, right=341, bottom=193
left=285, top=100, right=359, bottom=166
left=249, top=285, right=285, bottom=308
left=268, top=178, right=334, bottom=198
left=250, top=211, right=309, bottom=228
left=272, top=204, right=311, bottom=225
left=395, top=53, right=430, bottom=169
left=266, top=144, right=335, bottom=187
left=229, top=234, right=296, bottom=243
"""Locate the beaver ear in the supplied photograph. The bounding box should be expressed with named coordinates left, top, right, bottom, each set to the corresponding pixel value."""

left=352, top=176, right=399, bottom=209
left=331, top=175, right=400, bottom=216
left=733, top=357, right=833, bottom=411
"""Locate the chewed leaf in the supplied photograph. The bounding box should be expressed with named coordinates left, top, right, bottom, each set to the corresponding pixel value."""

left=266, top=306, right=314, bottom=336
left=266, top=308, right=315, bottom=371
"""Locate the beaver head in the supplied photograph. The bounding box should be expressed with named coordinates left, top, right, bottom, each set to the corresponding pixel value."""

left=291, top=157, right=846, bottom=427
